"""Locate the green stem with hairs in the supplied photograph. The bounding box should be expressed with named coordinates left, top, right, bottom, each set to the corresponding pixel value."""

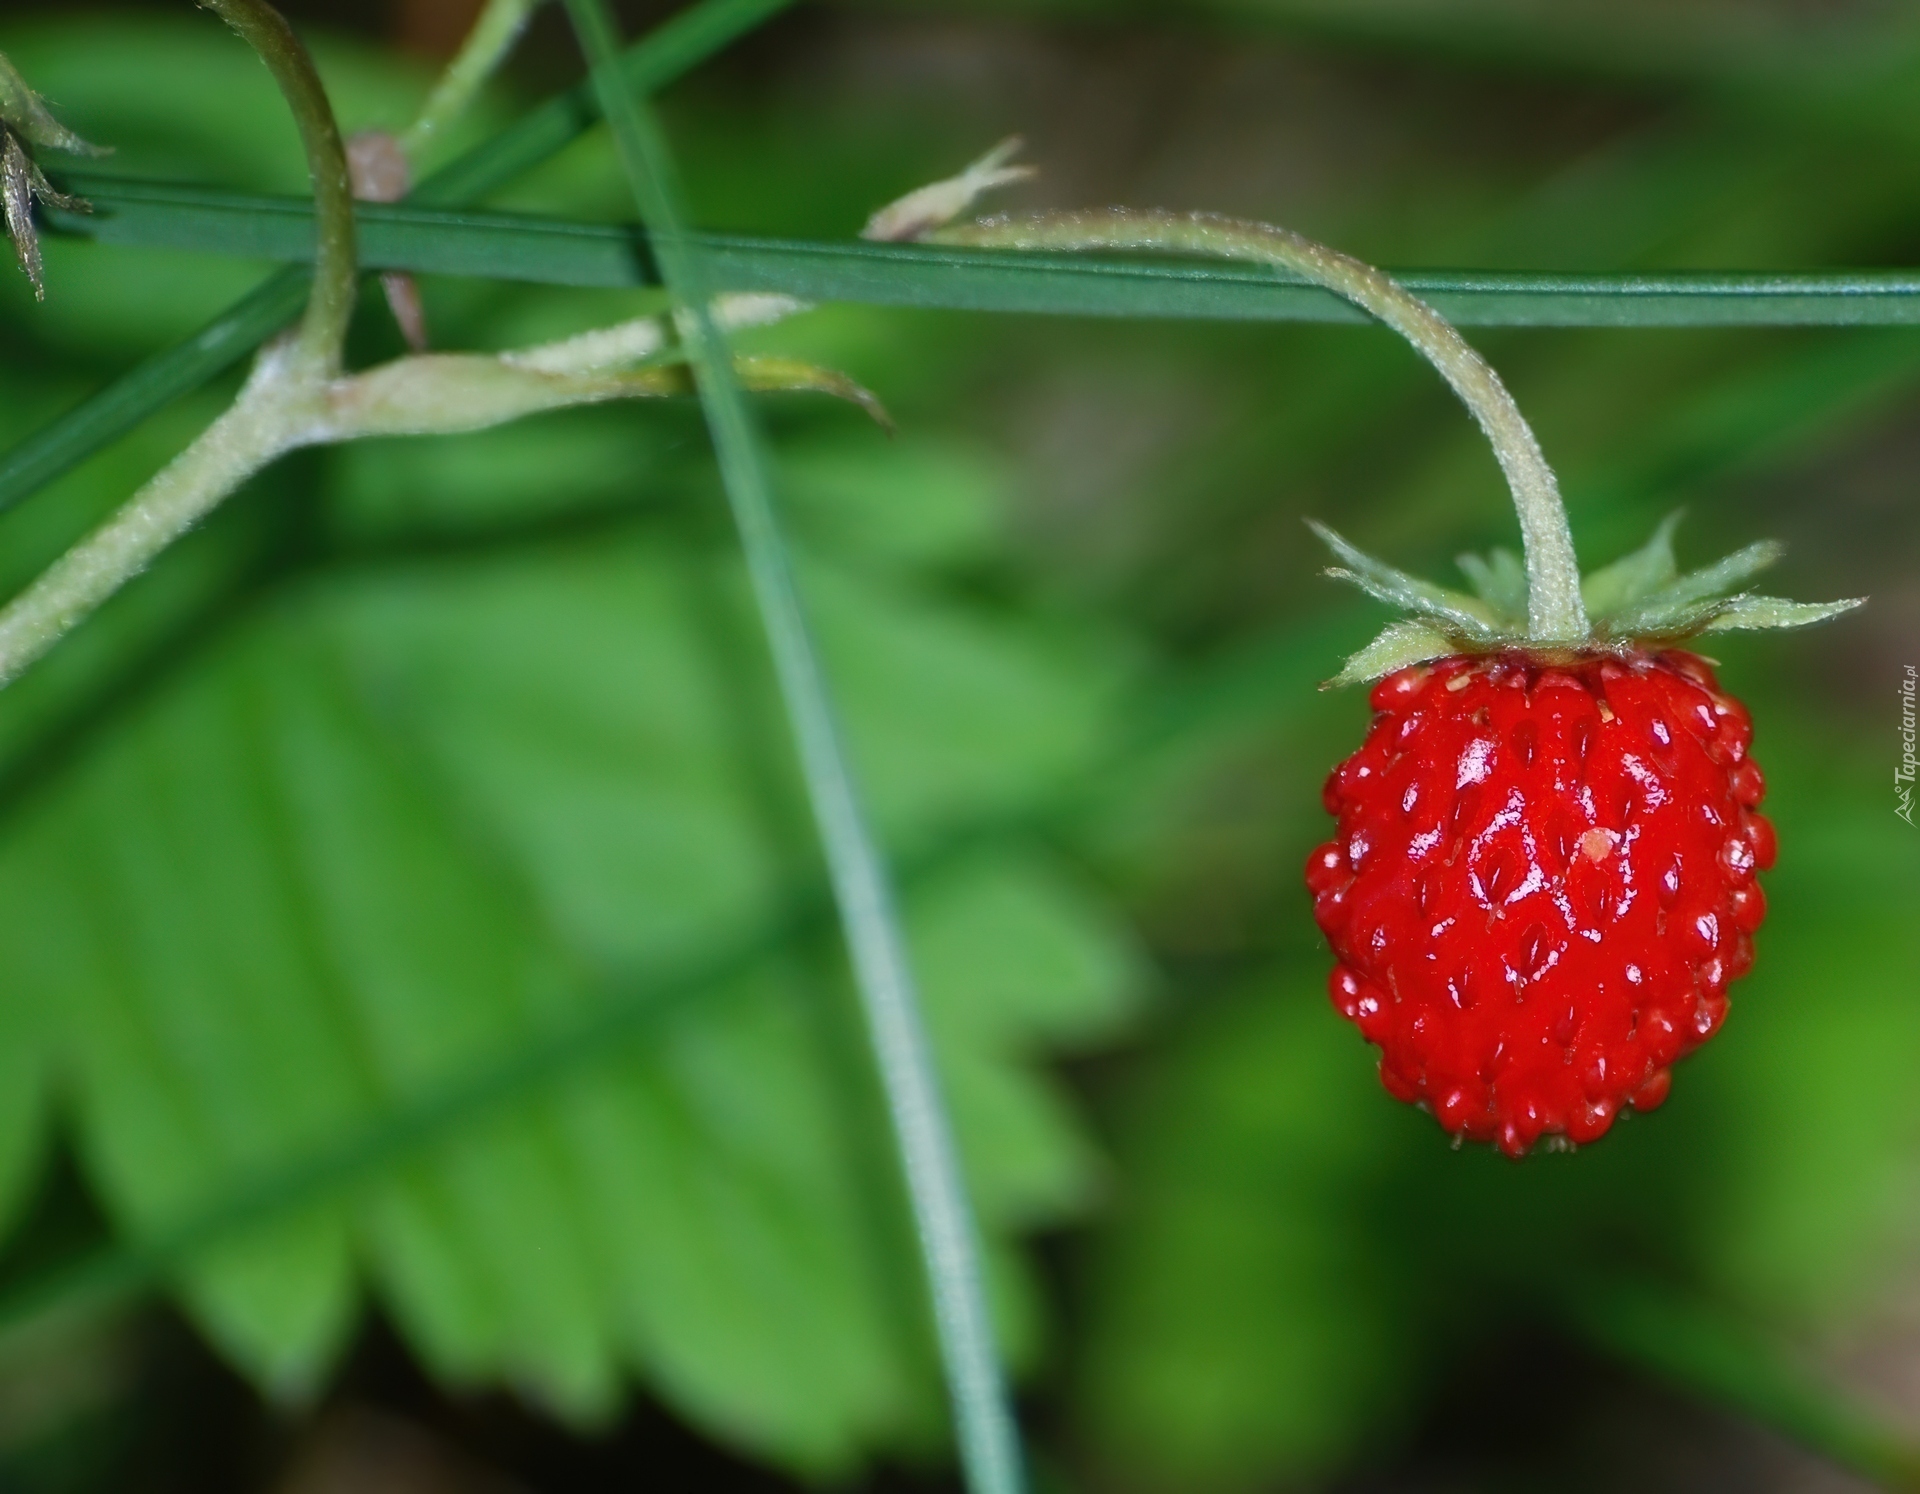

left=0, top=0, right=356, bottom=685
left=197, top=0, right=355, bottom=374
left=937, top=209, right=1590, bottom=643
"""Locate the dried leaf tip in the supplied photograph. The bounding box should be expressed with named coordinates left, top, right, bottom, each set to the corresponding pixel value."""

left=0, top=50, right=106, bottom=301
left=861, top=137, right=1034, bottom=243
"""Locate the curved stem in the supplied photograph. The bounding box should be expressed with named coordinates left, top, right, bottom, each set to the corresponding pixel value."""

left=398, top=0, right=541, bottom=164
left=199, top=0, right=356, bottom=374
left=937, top=209, right=1590, bottom=643
left=0, top=356, right=304, bottom=687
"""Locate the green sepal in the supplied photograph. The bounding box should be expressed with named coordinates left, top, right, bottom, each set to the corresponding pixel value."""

left=1455, top=547, right=1526, bottom=627
left=1310, top=512, right=1864, bottom=685
left=1699, top=594, right=1866, bottom=632
left=1309, top=522, right=1501, bottom=642
left=1325, top=619, right=1458, bottom=689
left=1580, top=510, right=1681, bottom=617
left=1601, top=538, right=1783, bottom=636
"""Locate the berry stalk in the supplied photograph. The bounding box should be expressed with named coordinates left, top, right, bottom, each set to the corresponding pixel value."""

left=934, top=209, right=1590, bottom=643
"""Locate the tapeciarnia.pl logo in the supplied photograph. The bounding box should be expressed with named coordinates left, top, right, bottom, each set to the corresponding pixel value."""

left=1899, top=664, right=1916, bottom=826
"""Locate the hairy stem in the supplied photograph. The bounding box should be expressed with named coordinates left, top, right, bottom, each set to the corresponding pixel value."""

left=398, top=0, right=542, bottom=164
left=0, top=358, right=306, bottom=687
left=938, top=209, right=1590, bottom=642
left=562, top=4, right=1027, bottom=1492
left=199, top=0, right=355, bottom=373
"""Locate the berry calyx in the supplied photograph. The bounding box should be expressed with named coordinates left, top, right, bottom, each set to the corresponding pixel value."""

left=1309, top=648, right=1774, bottom=1156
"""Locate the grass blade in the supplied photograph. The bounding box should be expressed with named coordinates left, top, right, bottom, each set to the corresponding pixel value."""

left=49, top=175, right=1920, bottom=326
left=0, top=0, right=793, bottom=517
left=558, top=3, right=1027, bottom=1490
left=410, top=0, right=791, bottom=206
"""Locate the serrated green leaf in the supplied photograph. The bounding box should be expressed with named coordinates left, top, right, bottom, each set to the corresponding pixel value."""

left=1580, top=510, right=1682, bottom=617
left=0, top=513, right=1141, bottom=1471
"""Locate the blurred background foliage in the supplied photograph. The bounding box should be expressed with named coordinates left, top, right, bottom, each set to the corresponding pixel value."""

left=0, top=0, right=1913, bottom=1489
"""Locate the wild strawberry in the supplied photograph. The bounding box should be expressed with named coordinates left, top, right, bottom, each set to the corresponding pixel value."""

left=1309, top=647, right=1776, bottom=1155
left=1304, top=507, right=1857, bottom=1155
left=858, top=157, right=1866, bottom=1152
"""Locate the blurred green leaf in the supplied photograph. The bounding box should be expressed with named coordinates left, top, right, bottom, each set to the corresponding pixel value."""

left=0, top=435, right=1143, bottom=1472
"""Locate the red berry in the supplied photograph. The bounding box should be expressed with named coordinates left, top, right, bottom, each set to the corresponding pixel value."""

left=1306, top=650, right=1772, bottom=1156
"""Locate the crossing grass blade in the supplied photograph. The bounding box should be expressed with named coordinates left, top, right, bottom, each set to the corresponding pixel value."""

left=0, top=0, right=794, bottom=518
left=559, top=1, right=1029, bottom=1489
left=47, top=174, right=1920, bottom=326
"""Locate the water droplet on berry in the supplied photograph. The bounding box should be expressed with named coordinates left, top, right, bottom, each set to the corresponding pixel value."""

left=1730, top=760, right=1765, bottom=807
left=1747, top=813, right=1777, bottom=870
left=1718, top=835, right=1756, bottom=881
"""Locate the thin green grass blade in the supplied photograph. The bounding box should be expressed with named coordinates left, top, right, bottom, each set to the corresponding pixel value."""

left=48, top=175, right=1920, bottom=325
left=409, top=0, right=792, bottom=205
left=557, top=2, right=1026, bottom=1490
left=0, top=0, right=792, bottom=517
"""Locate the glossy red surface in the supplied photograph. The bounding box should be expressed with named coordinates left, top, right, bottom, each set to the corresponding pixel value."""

left=1307, top=650, right=1774, bottom=1157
